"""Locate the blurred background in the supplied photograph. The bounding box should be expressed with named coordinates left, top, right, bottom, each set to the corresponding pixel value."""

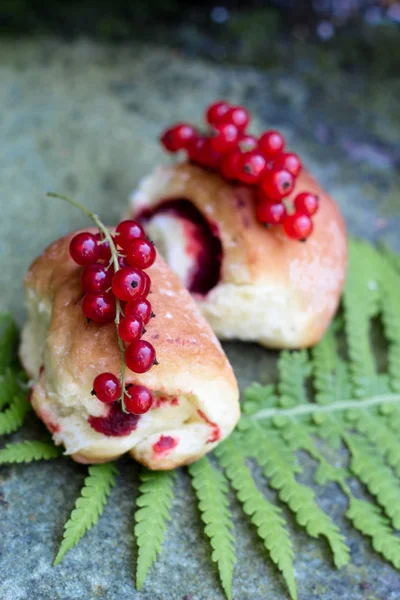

left=0, top=0, right=399, bottom=318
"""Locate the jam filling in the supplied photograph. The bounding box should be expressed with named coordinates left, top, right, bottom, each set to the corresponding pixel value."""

left=152, top=435, right=178, bottom=457
left=137, top=198, right=222, bottom=296
left=198, top=409, right=221, bottom=443
left=88, top=402, right=140, bottom=436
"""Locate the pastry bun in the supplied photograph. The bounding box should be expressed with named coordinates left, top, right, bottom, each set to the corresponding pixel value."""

left=19, top=230, right=239, bottom=469
left=129, top=163, right=347, bottom=348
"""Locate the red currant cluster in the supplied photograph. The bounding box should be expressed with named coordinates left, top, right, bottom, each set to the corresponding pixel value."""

left=69, top=219, right=157, bottom=416
left=160, top=101, right=319, bottom=241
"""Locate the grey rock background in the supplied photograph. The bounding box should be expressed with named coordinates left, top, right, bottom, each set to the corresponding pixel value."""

left=0, top=27, right=399, bottom=600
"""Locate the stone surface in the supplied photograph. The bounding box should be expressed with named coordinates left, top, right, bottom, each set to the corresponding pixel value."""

left=0, top=37, right=400, bottom=600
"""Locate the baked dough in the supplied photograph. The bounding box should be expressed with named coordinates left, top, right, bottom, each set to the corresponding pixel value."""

left=129, top=163, right=347, bottom=348
left=19, top=230, right=239, bottom=469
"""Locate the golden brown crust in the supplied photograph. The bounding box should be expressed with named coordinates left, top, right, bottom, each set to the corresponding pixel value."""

left=130, top=163, right=347, bottom=347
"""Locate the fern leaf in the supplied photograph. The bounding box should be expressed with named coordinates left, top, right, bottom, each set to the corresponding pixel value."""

left=0, top=313, right=18, bottom=373
left=135, top=469, right=175, bottom=590
left=278, top=350, right=311, bottom=408
left=0, top=440, right=61, bottom=463
left=54, top=462, right=118, bottom=565
left=342, top=241, right=380, bottom=397
left=346, top=435, right=400, bottom=529
left=216, top=439, right=297, bottom=600
left=350, top=411, right=400, bottom=477
left=247, top=422, right=350, bottom=568
left=0, top=369, right=20, bottom=411
left=242, top=383, right=278, bottom=416
left=346, top=497, right=400, bottom=569
left=379, top=255, right=400, bottom=393
left=189, top=457, right=236, bottom=600
left=0, top=393, right=32, bottom=435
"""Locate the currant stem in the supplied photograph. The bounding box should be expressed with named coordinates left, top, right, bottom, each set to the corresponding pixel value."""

left=47, top=192, right=129, bottom=411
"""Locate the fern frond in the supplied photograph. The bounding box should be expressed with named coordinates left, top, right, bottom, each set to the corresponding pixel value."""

left=278, top=350, right=311, bottom=408
left=54, top=462, right=118, bottom=565
left=379, top=255, right=400, bottom=393
left=0, top=440, right=61, bottom=463
left=135, top=469, right=175, bottom=590
left=0, top=314, right=18, bottom=373
left=350, top=411, right=400, bottom=477
left=216, top=439, right=297, bottom=600
left=346, top=435, right=400, bottom=529
left=345, top=497, right=400, bottom=569
left=189, top=458, right=236, bottom=600
left=247, top=422, right=350, bottom=568
left=242, top=383, right=278, bottom=416
left=342, top=241, right=380, bottom=398
left=0, top=369, right=20, bottom=411
left=0, top=393, right=32, bottom=435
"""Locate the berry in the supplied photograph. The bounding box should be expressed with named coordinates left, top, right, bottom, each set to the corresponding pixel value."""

left=238, top=133, right=258, bottom=152
left=294, top=192, right=319, bottom=216
left=160, top=123, right=197, bottom=152
left=221, top=106, right=250, bottom=130
left=95, top=233, right=112, bottom=262
left=126, top=238, right=156, bottom=270
left=210, top=123, right=239, bottom=154
left=238, top=151, right=267, bottom=184
left=82, top=291, right=116, bottom=324
left=112, top=268, right=146, bottom=302
left=69, top=232, right=99, bottom=266
left=258, top=130, right=285, bottom=159
left=115, top=220, right=145, bottom=250
left=206, top=101, right=230, bottom=126
left=118, top=315, right=144, bottom=343
left=256, top=199, right=287, bottom=225
left=125, top=340, right=156, bottom=373
left=141, top=271, right=151, bottom=296
left=188, top=137, right=221, bottom=169
left=124, top=385, right=153, bottom=415
left=221, top=151, right=241, bottom=180
left=80, top=264, right=112, bottom=293
left=273, top=152, right=302, bottom=177
left=284, top=213, right=314, bottom=240
left=260, top=168, right=294, bottom=201
left=124, top=298, right=153, bottom=325
left=93, top=372, right=121, bottom=403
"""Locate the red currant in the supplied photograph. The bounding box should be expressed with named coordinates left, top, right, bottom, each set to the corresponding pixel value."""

left=258, top=130, right=285, bottom=159
left=82, top=291, right=116, bottom=324
left=273, top=152, right=302, bottom=177
left=256, top=199, right=287, bottom=225
left=115, top=220, right=145, bottom=250
left=260, top=168, right=294, bottom=201
left=112, top=268, right=146, bottom=302
left=124, top=385, right=153, bottom=415
left=284, top=213, right=313, bottom=240
left=69, top=232, right=99, bottom=266
left=294, top=192, right=319, bottom=216
left=124, top=298, right=153, bottom=325
left=221, top=105, right=250, bottom=130
left=238, top=133, right=258, bottom=152
left=206, top=101, right=231, bottom=126
left=220, top=151, right=241, bottom=180
left=141, top=271, right=151, bottom=296
left=160, top=123, right=197, bottom=152
left=238, top=151, right=267, bottom=184
left=93, top=372, right=121, bottom=403
left=188, top=137, right=221, bottom=169
left=118, top=315, right=144, bottom=343
left=126, top=238, right=156, bottom=270
left=210, top=123, right=239, bottom=154
left=95, top=233, right=112, bottom=262
left=80, top=264, right=112, bottom=293
left=125, top=340, right=156, bottom=373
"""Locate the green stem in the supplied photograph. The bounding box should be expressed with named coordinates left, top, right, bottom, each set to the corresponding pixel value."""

left=250, top=393, right=400, bottom=422
left=47, top=192, right=128, bottom=410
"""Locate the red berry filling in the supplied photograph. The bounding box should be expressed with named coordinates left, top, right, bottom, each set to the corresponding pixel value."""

left=88, top=402, right=140, bottom=436
left=198, top=410, right=221, bottom=443
left=159, top=101, right=319, bottom=242
left=137, top=198, right=222, bottom=296
left=152, top=435, right=178, bottom=457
